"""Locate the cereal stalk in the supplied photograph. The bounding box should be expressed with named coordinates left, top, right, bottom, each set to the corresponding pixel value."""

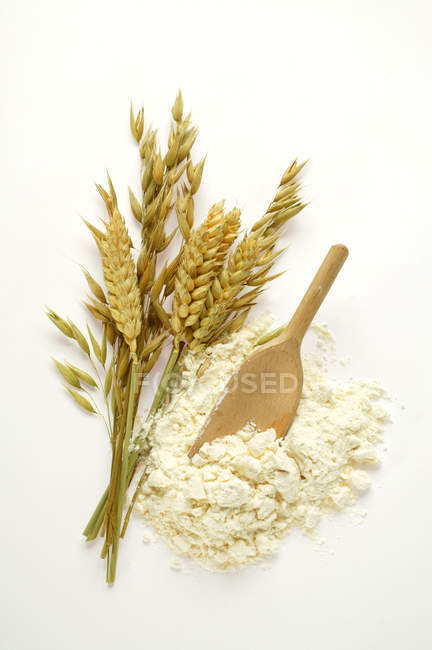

left=120, top=342, right=184, bottom=537
left=107, top=359, right=137, bottom=583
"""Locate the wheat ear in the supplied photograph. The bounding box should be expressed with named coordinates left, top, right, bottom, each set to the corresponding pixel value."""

left=170, top=202, right=240, bottom=343
left=191, top=161, right=307, bottom=348
left=100, top=207, right=142, bottom=355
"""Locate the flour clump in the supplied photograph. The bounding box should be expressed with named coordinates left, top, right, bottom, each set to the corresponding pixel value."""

left=134, top=317, right=389, bottom=570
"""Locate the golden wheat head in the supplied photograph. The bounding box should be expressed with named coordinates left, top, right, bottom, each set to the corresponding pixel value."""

left=100, top=207, right=142, bottom=355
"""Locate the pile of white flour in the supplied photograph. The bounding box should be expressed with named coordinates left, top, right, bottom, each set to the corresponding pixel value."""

left=134, top=318, right=389, bottom=570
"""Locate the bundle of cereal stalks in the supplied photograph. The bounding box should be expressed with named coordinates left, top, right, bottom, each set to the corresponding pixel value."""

left=47, top=91, right=306, bottom=583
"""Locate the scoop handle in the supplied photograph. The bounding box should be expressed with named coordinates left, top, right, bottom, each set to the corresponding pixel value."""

left=283, top=244, right=349, bottom=344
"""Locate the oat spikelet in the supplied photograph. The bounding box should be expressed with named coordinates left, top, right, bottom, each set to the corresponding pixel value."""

left=171, top=203, right=240, bottom=343
left=100, top=207, right=142, bottom=354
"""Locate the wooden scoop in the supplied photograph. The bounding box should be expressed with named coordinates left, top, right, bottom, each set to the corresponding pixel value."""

left=188, top=244, right=349, bottom=458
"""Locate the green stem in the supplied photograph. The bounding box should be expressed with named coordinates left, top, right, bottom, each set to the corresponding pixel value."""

left=83, top=343, right=183, bottom=541
left=255, top=323, right=286, bottom=347
left=107, top=359, right=137, bottom=584
left=89, top=358, right=113, bottom=439
left=120, top=469, right=146, bottom=537
left=83, top=486, right=109, bottom=538
left=150, top=344, right=182, bottom=416
left=120, top=343, right=183, bottom=537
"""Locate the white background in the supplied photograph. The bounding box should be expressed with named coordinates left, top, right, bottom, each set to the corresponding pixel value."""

left=1, top=1, right=431, bottom=648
